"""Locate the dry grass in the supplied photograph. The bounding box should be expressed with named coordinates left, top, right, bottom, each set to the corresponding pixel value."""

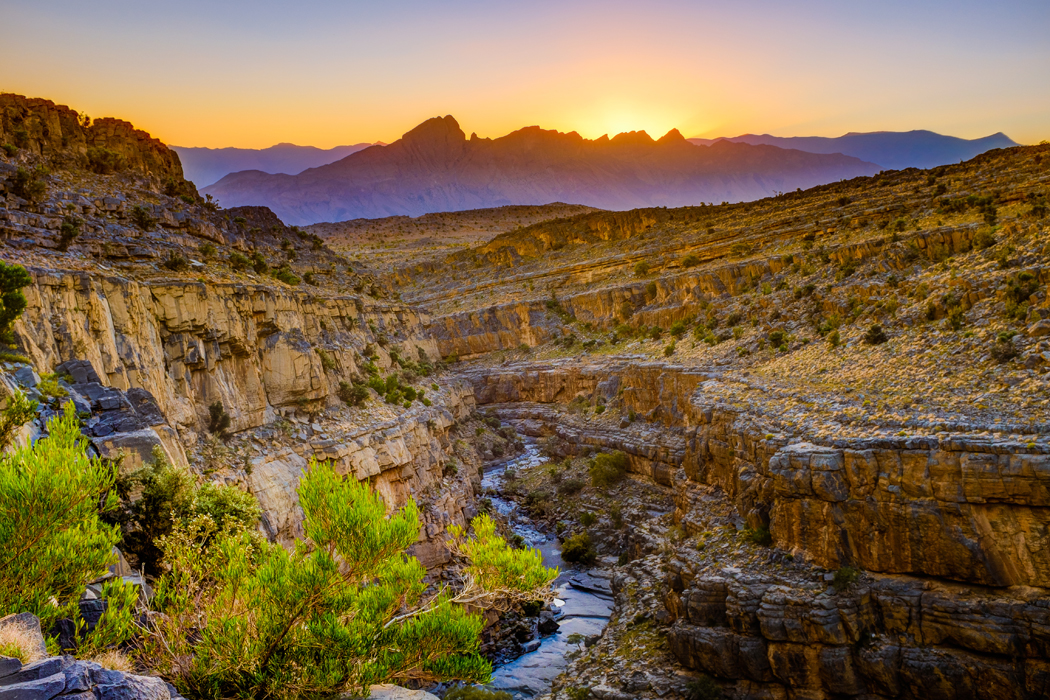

left=0, top=624, right=45, bottom=664
left=90, top=649, right=134, bottom=673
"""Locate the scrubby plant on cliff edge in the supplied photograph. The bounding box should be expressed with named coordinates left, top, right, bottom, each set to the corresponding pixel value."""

left=143, top=458, right=556, bottom=699
left=0, top=260, right=32, bottom=343
left=0, top=403, right=121, bottom=626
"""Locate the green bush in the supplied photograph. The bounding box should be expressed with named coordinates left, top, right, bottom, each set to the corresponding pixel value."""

left=0, top=261, right=32, bottom=339
left=229, top=252, right=250, bottom=270
left=316, top=348, right=337, bottom=371
left=685, top=675, right=725, bottom=700
left=9, top=166, right=47, bottom=202
left=85, top=147, right=125, bottom=174
left=682, top=254, right=701, bottom=268
left=0, top=390, right=37, bottom=450
left=274, top=266, right=301, bottom=285
left=198, top=243, right=217, bottom=259
left=131, top=205, right=155, bottom=231
left=742, top=526, right=772, bottom=546
left=589, top=451, right=629, bottom=488
left=251, top=251, right=268, bottom=275
left=57, top=216, right=81, bottom=251
left=0, top=403, right=121, bottom=626
left=161, top=251, right=189, bottom=271
left=669, top=320, right=687, bottom=338
left=1, top=144, right=16, bottom=157
left=560, top=531, right=597, bottom=565
left=579, top=511, right=597, bottom=527
left=634, top=261, right=650, bottom=276
left=991, top=337, right=1019, bottom=364
left=143, top=469, right=555, bottom=698
left=208, top=401, right=232, bottom=435
left=558, top=477, right=585, bottom=496
left=663, top=342, right=676, bottom=357
left=832, top=565, right=860, bottom=592
left=337, top=381, right=369, bottom=408
left=863, top=324, right=888, bottom=345
left=645, top=281, right=658, bottom=300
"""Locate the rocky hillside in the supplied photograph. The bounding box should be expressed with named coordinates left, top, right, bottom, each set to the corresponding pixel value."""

left=202, top=115, right=878, bottom=224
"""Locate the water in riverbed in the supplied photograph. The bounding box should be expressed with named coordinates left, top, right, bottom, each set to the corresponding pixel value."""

left=481, top=444, right=613, bottom=698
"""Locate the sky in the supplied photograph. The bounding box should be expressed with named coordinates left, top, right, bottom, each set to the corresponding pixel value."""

left=1, top=0, right=1048, bottom=149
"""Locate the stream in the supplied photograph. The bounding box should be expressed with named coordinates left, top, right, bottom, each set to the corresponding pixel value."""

left=481, top=443, right=614, bottom=698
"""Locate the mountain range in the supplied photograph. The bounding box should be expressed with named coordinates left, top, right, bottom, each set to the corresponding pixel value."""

left=202, top=116, right=880, bottom=225
left=172, top=142, right=377, bottom=188
left=688, top=130, right=1017, bottom=171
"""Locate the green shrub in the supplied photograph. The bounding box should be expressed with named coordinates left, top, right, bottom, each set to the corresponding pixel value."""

left=742, top=526, right=772, bottom=546
left=863, top=324, right=888, bottom=345
left=57, top=216, right=81, bottom=251
left=589, top=451, right=629, bottom=488
left=558, top=477, right=585, bottom=496
left=208, top=401, right=232, bottom=435
left=0, top=261, right=32, bottom=340
left=972, top=229, right=997, bottom=250
left=337, top=381, right=368, bottom=407
left=251, top=251, right=269, bottom=274
left=669, top=320, right=687, bottom=338
left=144, top=473, right=555, bottom=698
left=0, top=390, right=37, bottom=449
left=198, top=243, right=216, bottom=259
left=991, top=337, right=1019, bottom=364
left=273, top=266, right=301, bottom=286
left=682, top=254, right=701, bottom=268
left=579, top=511, right=597, bottom=527
left=664, top=342, right=676, bottom=357
left=1, top=144, right=16, bottom=157
left=303, top=272, right=316, bottom=285
left=161, top=251, right=189, bottom=271
left=130, top=205, right=155, bottom=231
left=634, top=261, right=650, bottom=276
left=685, top=675, right=724, bottom=700
left=229, top=252, right=250, bottom=270
left=645, top=281, right=658, bottom=300
left=560, top=531, right=597, bottom=564
left=85, top=147, right=125, bottom=174
left=832, top=566, right=860, bottom=592
left=316, top=348, right=337, bottom=371
left=9, top=166, right=47, bottom=202
left=0, top=403, right=121, bottom=627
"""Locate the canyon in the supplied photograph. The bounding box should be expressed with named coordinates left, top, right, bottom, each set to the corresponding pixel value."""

left=2, top=92, right=1049, bottom=699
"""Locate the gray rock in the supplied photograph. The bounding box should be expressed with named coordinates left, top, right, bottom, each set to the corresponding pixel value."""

left=62, top=660, right=101, bottom=693
left=0, top=659, right=20, bottom=680
left=54, top=360, right=101, bottom=386
left=0, top=658, right=67, bottom=688
left=11, top=367, right=39, bottom=389
left=0, top=672, right=66, bottom=700
left=96, top=674, right=171, bottom=700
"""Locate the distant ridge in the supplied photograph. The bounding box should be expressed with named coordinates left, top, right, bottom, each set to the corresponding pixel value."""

left=687, top=130, right=1018, bottom=171
left=172, top=142, right=378, bottom=188
left=203, top=116, right=878, bottom=225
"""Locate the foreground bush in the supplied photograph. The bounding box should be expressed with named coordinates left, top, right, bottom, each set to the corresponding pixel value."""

left=0, top=403, right=121, bottom=626
left=143, top=458, right=556, bottom=698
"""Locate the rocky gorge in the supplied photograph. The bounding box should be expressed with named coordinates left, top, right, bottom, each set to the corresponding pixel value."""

left=1, top=93, right=1049, bottom=699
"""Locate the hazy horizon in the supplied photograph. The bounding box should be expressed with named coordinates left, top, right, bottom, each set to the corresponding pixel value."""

left=2, top=0, right=1047, bottom=149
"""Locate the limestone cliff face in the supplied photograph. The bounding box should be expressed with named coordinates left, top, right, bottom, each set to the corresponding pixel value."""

left=425, top=226, right=984, bottom=359
left=11, top=267, right=478, bottom=562
left=16, top=268, right=438, bottom=436
left=247, top=383, right=479, bottom=568
left=467, top=360, right=1050, bottom=697
left=466, top=360, right=1050, bottom=587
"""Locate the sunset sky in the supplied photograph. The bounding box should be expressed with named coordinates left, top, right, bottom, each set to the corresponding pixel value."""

left=2, top=0, right=1047, bottom=148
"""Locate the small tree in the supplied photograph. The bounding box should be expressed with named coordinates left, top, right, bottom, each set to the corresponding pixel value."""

left=144, top=459, right=556, bottom=698
left=208, top=401, right=232, bottom=435
left=0, top=403, right=121, bottom=626
left=0, top=261, right=32, bottom=341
